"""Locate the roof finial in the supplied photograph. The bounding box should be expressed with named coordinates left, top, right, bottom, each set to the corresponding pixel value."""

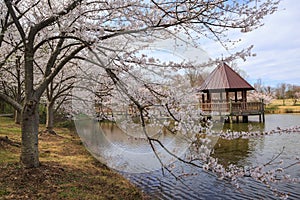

left=221, top=54, right=225, bottom=65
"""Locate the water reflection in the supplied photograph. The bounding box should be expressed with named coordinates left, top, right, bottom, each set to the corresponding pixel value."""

left=211, top=121, right=262, bottom=167
left=213, top=138, right=249, bottom=167
left=101, top=122, right=175, bottom=147
left=123, top=114, right=300, bottom=199
left=75, top=120, right=194, bottom=173
left=221, top=121, right=265, bottom=132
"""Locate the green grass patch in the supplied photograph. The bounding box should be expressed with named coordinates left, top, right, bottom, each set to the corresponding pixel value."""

left=55, top=120, right=75, bottom=130
left=0, top=150, right=19, bottom=164
left=0, top=117, right=21, bottom=137
left=265, top=105, right=279, bottom=114
left=266, top=99, right=300, bottom=113
left=0, top=187, right=10, bottom=196
left=58, top=186, right=81, bottom=199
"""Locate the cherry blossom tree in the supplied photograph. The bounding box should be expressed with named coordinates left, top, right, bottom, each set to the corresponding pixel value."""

left=43, top=68, right=76, bottom=134
left=248, top=90, right=274, bottom=105
left=0, top=0, right=280, bottom=170
left=1, top=0, right=89, bottom=167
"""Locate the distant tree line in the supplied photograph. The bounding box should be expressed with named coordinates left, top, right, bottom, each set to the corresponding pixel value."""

left=253, top=79, right=300, bottom=105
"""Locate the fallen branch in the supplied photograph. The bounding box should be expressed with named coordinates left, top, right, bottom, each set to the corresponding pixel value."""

left=0, top=136, right=21, bottom=147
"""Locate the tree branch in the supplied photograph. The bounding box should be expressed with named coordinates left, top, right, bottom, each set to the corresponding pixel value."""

left=0, top=93, right=22, bottom=112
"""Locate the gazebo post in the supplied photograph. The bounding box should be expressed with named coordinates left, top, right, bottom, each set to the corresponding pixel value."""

left=226, top=91, right=231, bottom=122
left=207, top=92, right=210, bottom=103
left=234, top=91, right=238, bottom=122
left=229, top=99, right=233, bottom=123
left=226, top=91, right=229, bottom=102
left=234, top=91, right=238, bottom=102
left=259, top=114, right=262, bottom=123
left=261, top=99, right=265, bottom=123
left=242, top=90, right=248, bottom=122
left=242, top=90, right=247, bottom=102
left=219, top=91, right=223, bottom=121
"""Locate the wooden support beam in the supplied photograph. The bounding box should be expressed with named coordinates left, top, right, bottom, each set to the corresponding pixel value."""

left=242, top=115, right=248, bottom=123
left=259, top=114, right=262, bottom=123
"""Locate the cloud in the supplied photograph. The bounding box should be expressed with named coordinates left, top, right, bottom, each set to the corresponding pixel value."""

left=237, top=0, right=300, bottom=86
left=201, top=0, right=300, bottom=87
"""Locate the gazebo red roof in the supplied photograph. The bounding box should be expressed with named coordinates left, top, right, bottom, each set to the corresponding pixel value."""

left=199, top=62, right=254, bottom=92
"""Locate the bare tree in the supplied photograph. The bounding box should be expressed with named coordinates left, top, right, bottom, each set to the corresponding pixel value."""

left=276, top=83, right=287, bottom=105
left=286, top=84, right=300, bottom=105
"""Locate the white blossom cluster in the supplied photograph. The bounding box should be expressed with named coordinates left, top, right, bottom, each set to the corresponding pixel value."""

left=219, top=125, right=300, bottom=140
left=185, top=127, right=299, bottom=199
left=248, top=90, right=275, bottom=104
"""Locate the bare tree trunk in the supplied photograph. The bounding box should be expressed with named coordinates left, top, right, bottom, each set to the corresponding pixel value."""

left=14, top=109, right=21, bottom=124
left=20, top=100, right=40, bottom=168
left=45, top=101, right=56, bottom=134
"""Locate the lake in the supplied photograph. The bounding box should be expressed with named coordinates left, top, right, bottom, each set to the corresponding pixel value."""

left=121, top=114, right=300, bottom=200
left=76, top=114, right=300, bottom=199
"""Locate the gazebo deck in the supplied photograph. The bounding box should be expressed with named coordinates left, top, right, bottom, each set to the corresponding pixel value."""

left=201, top=101, right=265, bottom=123
left=201, top=101, right=264, bottom=114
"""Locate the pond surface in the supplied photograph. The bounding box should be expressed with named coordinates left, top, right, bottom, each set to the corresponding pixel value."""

left=104, top=114, right=300, bottom=200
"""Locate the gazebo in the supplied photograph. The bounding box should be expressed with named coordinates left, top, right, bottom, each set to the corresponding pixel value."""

left=198, top=62, right=264, bottom=123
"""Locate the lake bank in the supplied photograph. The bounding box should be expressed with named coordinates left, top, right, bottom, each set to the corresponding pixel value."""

left=265, top=99, right=300, bottom=113
left=0, top=117, right=145, bottom=200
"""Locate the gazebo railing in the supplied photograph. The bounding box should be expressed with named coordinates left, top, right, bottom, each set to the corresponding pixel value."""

left=201, top=101, right=264, bottom=115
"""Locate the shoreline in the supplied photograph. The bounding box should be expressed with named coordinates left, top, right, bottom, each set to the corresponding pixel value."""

left=265, top=106, right=300, bottom=114
left=265, top=99, right=300, bottom=114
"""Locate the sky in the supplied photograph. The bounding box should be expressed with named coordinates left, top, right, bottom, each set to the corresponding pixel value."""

left=138, top=0, right=299, bottom=88
left=203, top=0, right=300, bottom=87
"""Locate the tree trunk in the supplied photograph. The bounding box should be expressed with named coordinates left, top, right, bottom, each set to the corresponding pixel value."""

left=45, top=102, right=56, bottom=134
left=14, top=109, right=21, bottom=124
left=0, top=101, right=4, bottom=113
left=20, top=100, right=40, bottom=168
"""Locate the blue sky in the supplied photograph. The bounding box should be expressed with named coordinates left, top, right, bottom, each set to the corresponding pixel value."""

left=203, top=0, right=300, bottom=87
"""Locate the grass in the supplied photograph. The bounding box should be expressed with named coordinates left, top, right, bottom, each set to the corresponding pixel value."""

left=269, top=99, right=300, bottom=106
left=265, top=99, right=300, bottom=113
left=0, top=116, right=145, bottom=200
